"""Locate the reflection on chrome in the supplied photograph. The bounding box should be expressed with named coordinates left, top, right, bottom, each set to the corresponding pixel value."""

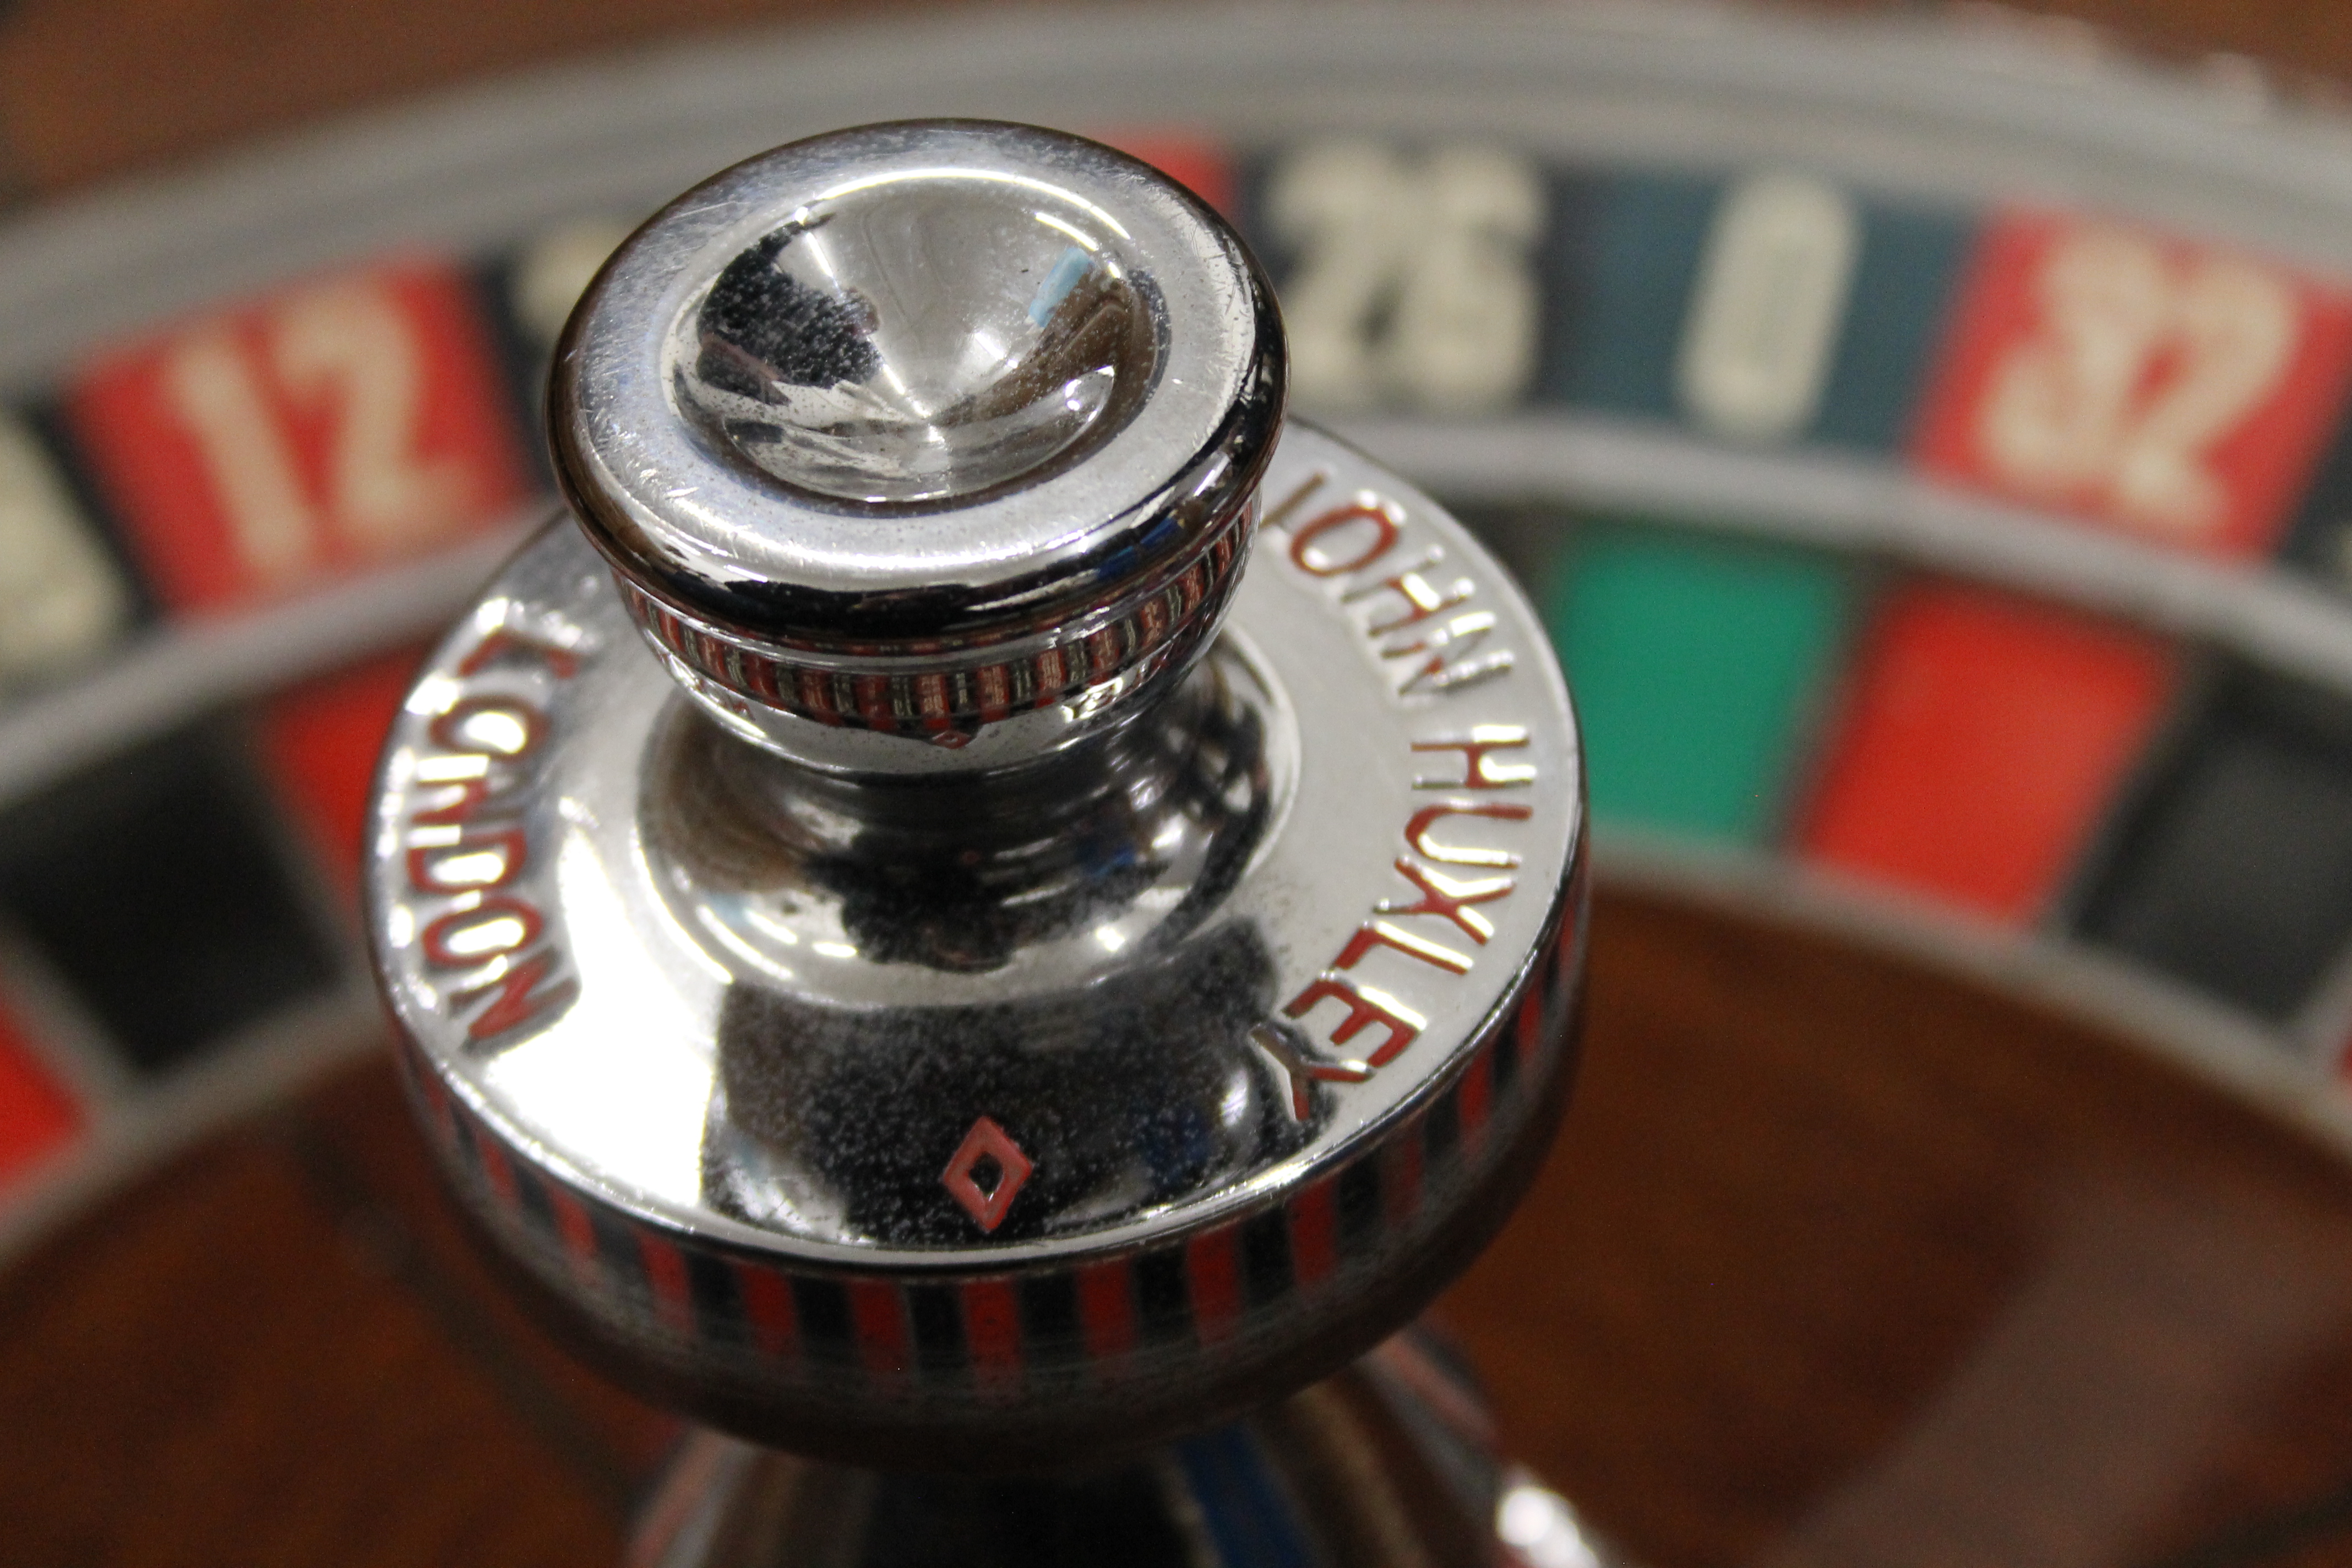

left=1498, top=1468, right=1613, bottom=1568
left=676, top=171, right=1159, bottom=506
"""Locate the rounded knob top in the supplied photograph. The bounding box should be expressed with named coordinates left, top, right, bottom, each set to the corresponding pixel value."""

left=551, top=121, right=1284, bottom=773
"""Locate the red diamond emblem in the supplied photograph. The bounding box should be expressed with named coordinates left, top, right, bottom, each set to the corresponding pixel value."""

left=941, top=1116, right=1033, bottom=1233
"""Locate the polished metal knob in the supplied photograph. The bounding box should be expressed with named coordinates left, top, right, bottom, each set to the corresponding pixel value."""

left=367, top=121, right=1587, bottom=1472
left=552, top=119, right=1281, bottom=775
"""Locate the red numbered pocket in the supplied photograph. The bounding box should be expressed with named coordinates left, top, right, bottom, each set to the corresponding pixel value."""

left=257, top=646, right=427, bottom=895
left=1912, top=210, right=2352, bottom=559
left=0, top=991, right=78, bottom=1190
left=1796, top=581, right=2177, bottom=925
left=66, top=259, right=529, bottom=614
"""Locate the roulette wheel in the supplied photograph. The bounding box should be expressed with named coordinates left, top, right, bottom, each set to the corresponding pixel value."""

left=13, top=3, right=2352, bottom=1565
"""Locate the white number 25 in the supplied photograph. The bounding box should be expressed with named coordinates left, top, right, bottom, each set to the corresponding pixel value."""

left=1267, top=140, right=1544, bottom=414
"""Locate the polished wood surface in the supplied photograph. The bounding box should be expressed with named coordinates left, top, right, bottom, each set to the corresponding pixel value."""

left=1451, top=891, right=2352, bottom=1568
left=9, top=886, right=2352, bottom=1567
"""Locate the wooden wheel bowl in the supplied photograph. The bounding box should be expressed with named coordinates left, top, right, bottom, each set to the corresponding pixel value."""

left=7, top=885, right=2352, bottom=1568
